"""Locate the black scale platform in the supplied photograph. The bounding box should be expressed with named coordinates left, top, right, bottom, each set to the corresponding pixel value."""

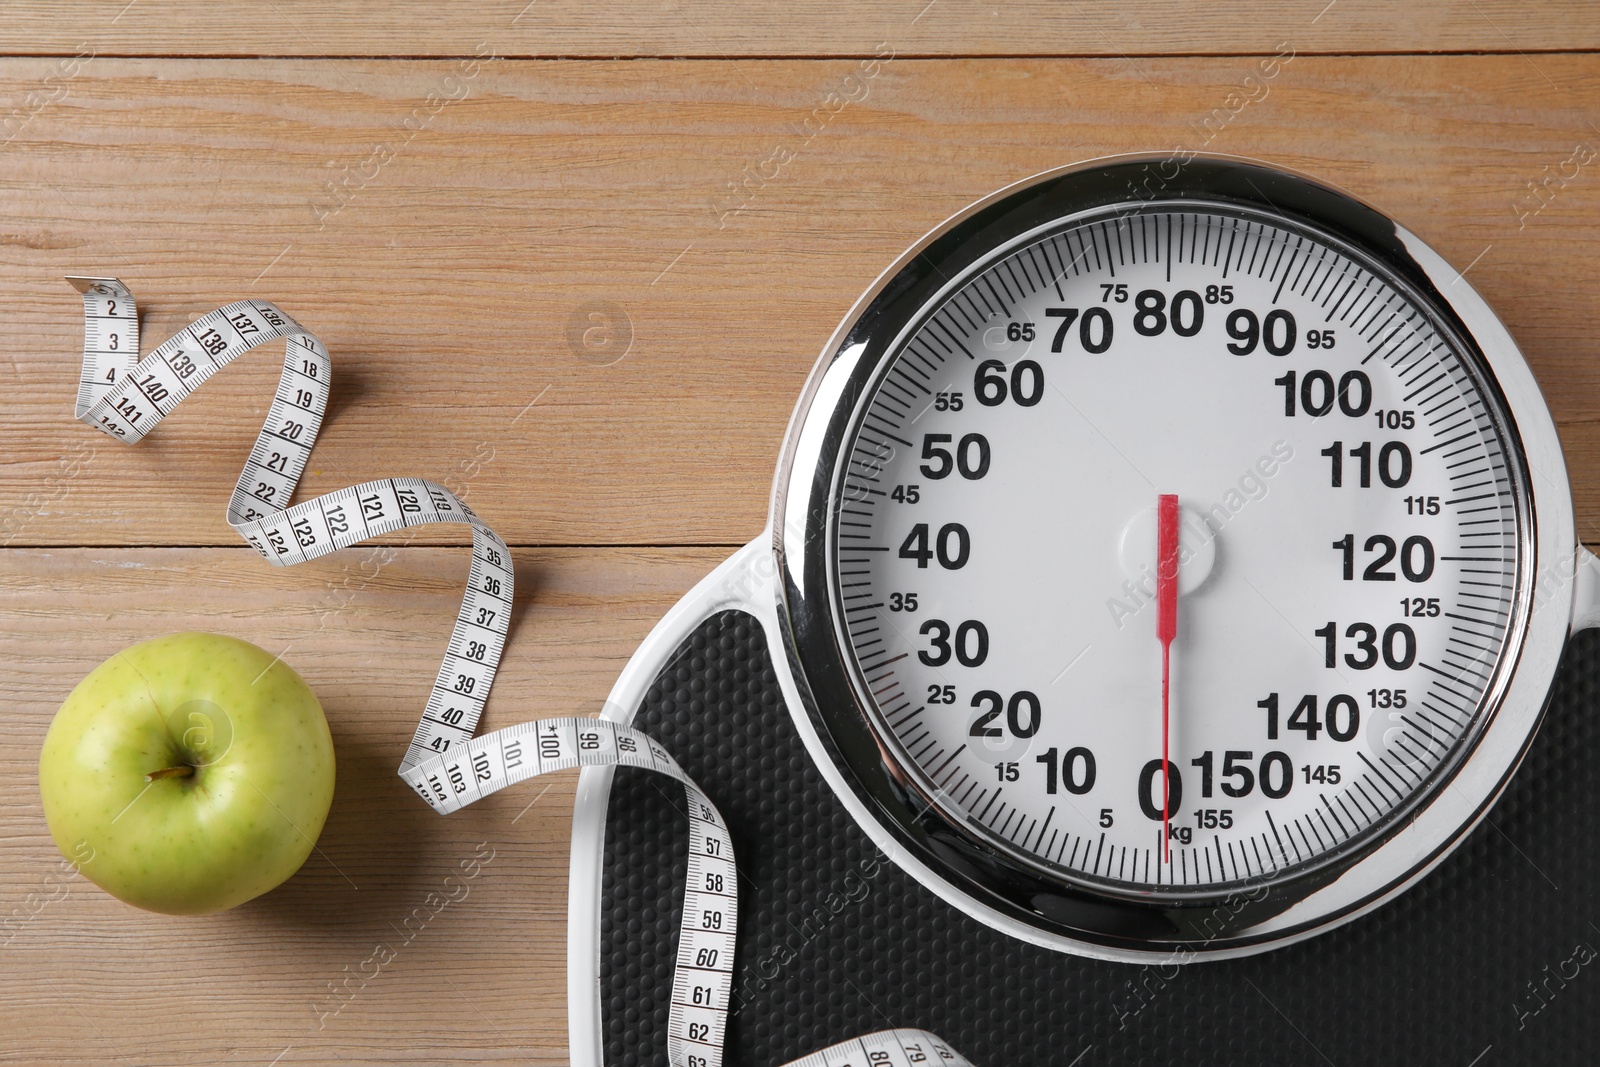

left=599, top=612, right=1600, bottom=1066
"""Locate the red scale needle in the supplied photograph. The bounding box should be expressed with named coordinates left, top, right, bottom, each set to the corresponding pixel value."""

left=1156, top=494, right=1181, bottom=864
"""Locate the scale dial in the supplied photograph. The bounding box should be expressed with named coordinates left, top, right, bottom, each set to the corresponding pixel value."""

left=775, top=156, right=1570, bottom=958
left=834, top=202, right=1523, bottom=895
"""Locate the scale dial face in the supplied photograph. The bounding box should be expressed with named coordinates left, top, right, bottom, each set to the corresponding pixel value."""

left=820, top=183, right=1533, bottom=904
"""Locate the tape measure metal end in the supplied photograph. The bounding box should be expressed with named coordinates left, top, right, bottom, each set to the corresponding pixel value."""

left=65, top=275, right=119, bottom=294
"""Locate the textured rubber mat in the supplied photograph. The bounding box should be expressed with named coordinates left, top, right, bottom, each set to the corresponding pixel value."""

left=598, top=611, right=1600, bottom=1066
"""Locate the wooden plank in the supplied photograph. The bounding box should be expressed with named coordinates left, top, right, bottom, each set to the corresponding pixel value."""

left=0, top=544, right=726, bottom=1065
left=2, top=1, right=1599, bottom=57
left=4, top=56, right=1600, bottom=546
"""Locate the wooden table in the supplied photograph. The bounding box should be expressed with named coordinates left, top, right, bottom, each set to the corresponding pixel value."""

left=3, top=3, right=1599, bottom=1062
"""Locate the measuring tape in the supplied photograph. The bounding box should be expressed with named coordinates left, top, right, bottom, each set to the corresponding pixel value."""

left=67, top=278, right=972, bottom=1067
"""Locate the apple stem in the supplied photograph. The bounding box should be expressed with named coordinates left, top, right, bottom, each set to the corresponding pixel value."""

left=146, top=765, right=195, bottom=781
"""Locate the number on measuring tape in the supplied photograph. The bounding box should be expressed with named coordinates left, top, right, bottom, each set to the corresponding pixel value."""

left=67, top=278, right=510, bottom=773
left=65, top=278, right=972, bottom=1067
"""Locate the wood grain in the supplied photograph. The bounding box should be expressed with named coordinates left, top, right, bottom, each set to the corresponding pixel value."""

left=3, top=56, right=1600, bottom=546
left=7, top=33, right=1600, bottom=1067
left=0, top=545, right=725, bottom=1065
left=2, top=0, right=1598, bottom=57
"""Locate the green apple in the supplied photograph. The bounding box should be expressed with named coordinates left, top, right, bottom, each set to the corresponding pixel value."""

left=39, top=632, right=336, bottom=915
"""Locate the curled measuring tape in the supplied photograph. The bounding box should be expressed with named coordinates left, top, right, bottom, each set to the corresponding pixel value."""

left=66, top=278, right=972, bottom=1067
